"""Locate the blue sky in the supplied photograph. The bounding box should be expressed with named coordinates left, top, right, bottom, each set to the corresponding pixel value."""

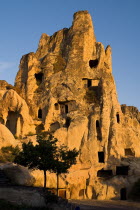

left=0, top=0, right=140, bottom=109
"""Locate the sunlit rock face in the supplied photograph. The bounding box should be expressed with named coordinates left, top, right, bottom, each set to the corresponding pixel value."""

left=1, top=10, right=140, bottom=200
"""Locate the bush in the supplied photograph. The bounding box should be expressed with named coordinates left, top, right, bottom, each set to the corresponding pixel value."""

left=0, top=146, right=20, bottom=163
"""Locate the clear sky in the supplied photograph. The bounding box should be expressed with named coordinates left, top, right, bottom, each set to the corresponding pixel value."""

left=0, top=0, right=140, bottom=109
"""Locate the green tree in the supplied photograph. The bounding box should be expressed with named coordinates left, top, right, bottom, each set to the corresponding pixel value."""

left=14, top=134, right=57, bottom=188
left=14, top=133, right=79, bottom=192
left=52, top=145, right=79, bottom=196
left=0, top=145, right=20, bottom=163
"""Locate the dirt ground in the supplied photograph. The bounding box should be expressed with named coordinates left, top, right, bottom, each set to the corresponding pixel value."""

left=69, top=199, right=140, bottom=210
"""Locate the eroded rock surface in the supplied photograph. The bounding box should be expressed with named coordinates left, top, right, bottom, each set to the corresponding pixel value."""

left=0, top=10, right=140, bottom=200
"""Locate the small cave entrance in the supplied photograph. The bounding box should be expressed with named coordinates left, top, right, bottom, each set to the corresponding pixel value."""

left=98, top=152, right=104, bottom=163
left=38, top=109, right=42, bottom=119
left=97, top=169, right=113, bottom=178
left=116, top=166, right=129, bottom=175
left=6, top=111, right=19, bottom=135
left=89, top=59, right=99, bottom=68
left=120, top=188, right=127, bottom=200
left=87, top=79, right=92, bottom=88
left=64, top=117, right=71, bottom=128
left=35, top=73, right=43, bottom=85
left=124, top=148, right=135, bottom=157
left=116, top=113, right=120, bottom=123
left=65, top=105, right=68, bottom=114
left=96, top=120, right=102, bottom=141
left=54, top=103, right=59, bottom=110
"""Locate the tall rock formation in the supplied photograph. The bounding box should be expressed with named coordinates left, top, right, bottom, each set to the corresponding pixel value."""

left=0, top=10, right=140, bottom=200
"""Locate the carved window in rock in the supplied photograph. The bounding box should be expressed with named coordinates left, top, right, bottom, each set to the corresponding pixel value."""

left=116, top=113, right=120, bottom=123
left=54, top=103, right=59, bottom=110
left=97, top=169, right=113, bottom=178
left=87, top=79, right=92, bottom=87
left=120, top=188, right=127, bottom=200
left=96, top=120, right=102, bottom=141
left=98, top=152, right=104, bottom=163
left=38, top=109, right=42, bottom=119
left=116, top=166, right=129, bottom=176
left=124, top=148, right=135, bottom=157
left=35, top=73, right=43, bottom=86
left=60, top=104, right=68, bottom=114
left=89, top=59, right=99, bottom=68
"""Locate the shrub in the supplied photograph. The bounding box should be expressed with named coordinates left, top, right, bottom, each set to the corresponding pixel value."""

left=0, top=145, right=20, bottom=163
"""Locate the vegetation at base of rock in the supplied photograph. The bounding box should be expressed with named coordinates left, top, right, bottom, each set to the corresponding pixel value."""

left=14, top=133, right=79, bottom=190
left=53, top=55, right=66, bottom=73
left=0, top=146, right=20, bottom=163
left=0, top=199, right=49, bottom=210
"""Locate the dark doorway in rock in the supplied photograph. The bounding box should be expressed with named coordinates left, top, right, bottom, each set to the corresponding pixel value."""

left=97, top=169, right=113, bottom=178
left=65, top=105, right=68, bottom=114
left=38, top=109, right=42, bottom=119
left=96, top=120, right=102, bottom=141
left=35, top=73, right=43, bottom=85
left=116, top=113, right=120, bottom=123
left=116, top=166, right=129, bottom=175
left=6, top=111, right=18, bottom=135
left=54, top=103, right=59, bottom=110
left=87, top=79, right=92, bottom=87
left=98, top=152, right=104, bottom=163
left=120, top=188, right=127, bottom=200
left=89, top=59, right=99, bottom=68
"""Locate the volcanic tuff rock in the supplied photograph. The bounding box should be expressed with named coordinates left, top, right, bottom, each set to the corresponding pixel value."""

left=0, top=10, right=140, bottom=200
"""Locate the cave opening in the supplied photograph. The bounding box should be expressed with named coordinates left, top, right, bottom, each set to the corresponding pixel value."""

left=35, top=73, right=43, bottom=85
left=97, top=169, right=113, bottom=178
left=54, top=103, right=59, bottom=110
left=65, top=105, right=68, bottom=114
left=120, top=188, right=127, bottom=200
left=96, top=120, right=102, bottom=141
left=87, top=79, right=92, bottom=87
left=89, top=59, right=99, bottom=68
left=116, top=113, right=120, bottom=123
left=98, top=152, right=104, bottom=163
left=116, top=166, right=129, bottom=175
left=38, top=109, right=42, bottom=119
